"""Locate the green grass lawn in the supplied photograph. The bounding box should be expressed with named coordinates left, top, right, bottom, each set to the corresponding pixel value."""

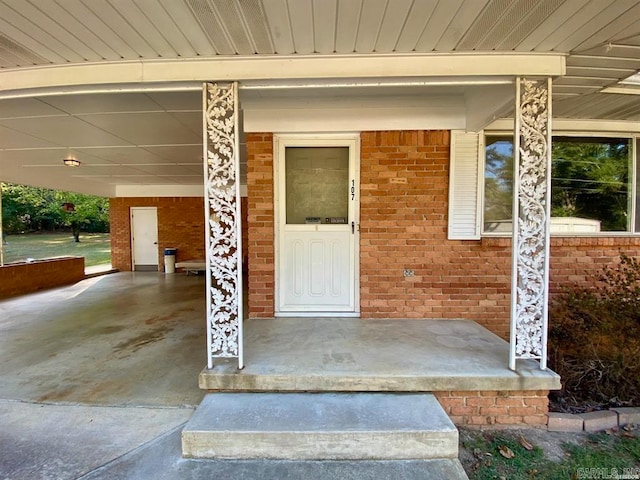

left=461, top=428, right=640, bottom=480
left=2, top=232, right=111, bottom=267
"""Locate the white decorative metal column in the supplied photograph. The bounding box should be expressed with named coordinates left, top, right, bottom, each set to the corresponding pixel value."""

left=203, top=82, right=243, bottom=369
left=509, top=77, right=552, bottom=371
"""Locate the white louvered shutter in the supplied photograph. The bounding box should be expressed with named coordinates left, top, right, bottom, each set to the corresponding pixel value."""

left=448, top=130, right=482, bottom=240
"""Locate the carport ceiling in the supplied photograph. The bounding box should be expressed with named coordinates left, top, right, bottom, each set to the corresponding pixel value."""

left=0, top=90, right=206, bottom=197
left=0, top=0, right=639, bottom=197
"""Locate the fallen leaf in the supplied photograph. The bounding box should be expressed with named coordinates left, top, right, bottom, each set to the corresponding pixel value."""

left=519, top=435, right=534, bottom=451
left=499, top=445, right=515, bottom=459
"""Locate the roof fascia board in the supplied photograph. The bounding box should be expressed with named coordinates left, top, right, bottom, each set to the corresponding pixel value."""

left=0, top=53, right=565, bottom=96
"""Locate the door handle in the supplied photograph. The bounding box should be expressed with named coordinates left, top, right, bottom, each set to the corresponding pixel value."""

left=351, top=221, right=355, bottom=234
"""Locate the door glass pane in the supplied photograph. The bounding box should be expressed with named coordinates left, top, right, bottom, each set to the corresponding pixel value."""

left=285, top=147, right=349, bottom=225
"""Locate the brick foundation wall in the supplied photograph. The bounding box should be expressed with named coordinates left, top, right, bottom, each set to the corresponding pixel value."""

left=244, top=130, right=640, bottom=340
left=0, top=256, right=85, bottom=299
left=110, top=197, right=205, bottom=271
left=246, top=133, right=275, bottom=317
left=435, top=390, right=549, bottom=428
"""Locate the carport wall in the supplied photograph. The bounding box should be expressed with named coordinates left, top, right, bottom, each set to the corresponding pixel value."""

left=110, top=197, right=205, bottom=272
left=246, top=130, right=640, bottom=341
left=110, top=197, right=250, bottom=272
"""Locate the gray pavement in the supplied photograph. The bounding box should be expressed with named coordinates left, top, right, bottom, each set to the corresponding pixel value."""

left=81, top=426, right=467, bottom=480
left=0, top=272, right=470, bottom=479
left=0, top=400, right=193, bottom=480
left=0, top=396, right=465, bottom=480
left=0, top=273, right=206, bottom=480
left=0, top=272, right=206, bottom=407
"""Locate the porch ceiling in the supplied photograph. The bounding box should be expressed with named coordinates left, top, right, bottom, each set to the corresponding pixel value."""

left=0, top=0, right=639, bottom=195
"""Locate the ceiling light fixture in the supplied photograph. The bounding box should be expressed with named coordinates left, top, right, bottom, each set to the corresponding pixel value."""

left=63, top=158, right=81, bottom=167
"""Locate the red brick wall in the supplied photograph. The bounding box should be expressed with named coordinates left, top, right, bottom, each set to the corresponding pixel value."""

left=360, top=131, right=517, bottom=337
left=110, top=197, right=205, bottom=271
left=246, top=133, right=275, bottom=317
left=244, top=130, right=640, bottom=339
left=435, top=390, right=549, bottom=428
left=241, top=197, right=248, bottom=270
left=0, top=257, right=85, bottom=299
left=549, top=237, right=640, bottom=293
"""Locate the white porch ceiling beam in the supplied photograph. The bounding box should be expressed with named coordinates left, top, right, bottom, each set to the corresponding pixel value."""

left=488, top=117, right=640, bottom=133
left=0, top=53, right=566, bottom=95
left=115, top=184, right=204, bottom=197
left=464, top=85, right=515, bottom=132
left=1, top=168, right=115, bottom=197
left=601, top=86, right=640, bottom=95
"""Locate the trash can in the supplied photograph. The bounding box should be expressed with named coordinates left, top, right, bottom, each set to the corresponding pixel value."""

left=164, top=248, right=177, bottom=274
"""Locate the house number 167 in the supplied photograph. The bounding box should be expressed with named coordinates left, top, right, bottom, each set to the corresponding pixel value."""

left=351, top=180, right=355, bottom=200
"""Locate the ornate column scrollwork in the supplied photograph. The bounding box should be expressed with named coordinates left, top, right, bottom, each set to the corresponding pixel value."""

left=510, top=77, right=552, bottom=371
left=203, top=82, right=243, bottom=369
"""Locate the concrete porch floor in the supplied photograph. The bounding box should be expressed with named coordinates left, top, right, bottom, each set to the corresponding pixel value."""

left=201, top=317, right=561, bottom=393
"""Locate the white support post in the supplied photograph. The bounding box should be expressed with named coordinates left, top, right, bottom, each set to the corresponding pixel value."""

left=509, top=77, right=552, bottom=371
left=202, top=82, right=243, bottom=370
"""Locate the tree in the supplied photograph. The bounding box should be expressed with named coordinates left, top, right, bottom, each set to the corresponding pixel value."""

left=551, top=138, right=629, bottom=231
left=484, top=138, right=514, bottom=230
left=1, top=183, right=109, bottom=238
left=56, top=191, right=110, bottom=242
left=483, top=136, right=631, bottom=232
left=1, top=184, right=58, bottom=232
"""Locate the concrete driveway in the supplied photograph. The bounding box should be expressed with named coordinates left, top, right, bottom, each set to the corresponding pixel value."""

left=0, top=272, right=206, bottom=479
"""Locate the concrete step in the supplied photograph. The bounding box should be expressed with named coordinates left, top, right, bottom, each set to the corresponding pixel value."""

left=182, top=392, right=460, bottom=462
left=85, top=425, right=470, bottom=480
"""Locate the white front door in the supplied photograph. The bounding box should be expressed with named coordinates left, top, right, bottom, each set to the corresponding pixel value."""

left=276, top=135, right=359, bottom=315
left=130, top=207, right=159, bottom=271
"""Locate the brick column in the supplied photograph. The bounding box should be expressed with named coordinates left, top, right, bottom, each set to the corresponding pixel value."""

left=246, top=133, right=275, bottom=318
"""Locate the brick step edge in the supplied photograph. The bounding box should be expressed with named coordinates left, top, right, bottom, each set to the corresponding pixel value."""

left=547, top=407, right=640, bottom=432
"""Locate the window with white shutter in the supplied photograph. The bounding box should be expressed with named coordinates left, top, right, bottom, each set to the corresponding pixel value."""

left=448, top=130, right=482, bottom=240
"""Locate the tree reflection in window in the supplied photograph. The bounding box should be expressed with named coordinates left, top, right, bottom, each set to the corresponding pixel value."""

left=483, top=135, right=631, bottom=233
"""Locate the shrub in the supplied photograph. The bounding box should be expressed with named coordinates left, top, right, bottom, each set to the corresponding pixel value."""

left=549, top=253, right=640, bottom=411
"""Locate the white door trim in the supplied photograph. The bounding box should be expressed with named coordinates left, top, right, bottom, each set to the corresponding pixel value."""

left=274, top=133, right=360, bottom=317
